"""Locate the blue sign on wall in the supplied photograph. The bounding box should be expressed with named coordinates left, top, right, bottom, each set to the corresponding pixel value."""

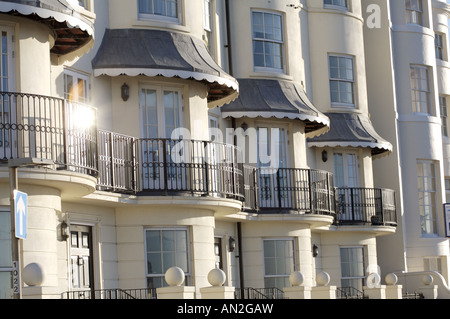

left=14, top=190, right=28, bottom=239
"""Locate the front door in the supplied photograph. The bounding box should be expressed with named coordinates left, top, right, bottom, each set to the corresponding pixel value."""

left=70, top=225, right=94, bottom=296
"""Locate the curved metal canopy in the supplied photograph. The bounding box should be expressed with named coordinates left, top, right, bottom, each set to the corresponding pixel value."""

left=92, top=28, right=239, bottom=108
left=307, top=112, right=392, bottom=158
left=0, top=0, right=94, bottom=56
left=220, top=78, right=330, bottom=137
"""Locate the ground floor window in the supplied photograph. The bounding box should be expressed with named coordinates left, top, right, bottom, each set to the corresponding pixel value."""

left=340, top=246, right=365, bottom=293
left=263, top=238, right=295, bottom=290
left=0, top=211, right=11, bottom=299
left=145, top=228, right=190, bottom=289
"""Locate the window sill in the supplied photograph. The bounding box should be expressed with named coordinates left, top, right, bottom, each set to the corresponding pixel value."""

left=132, top=19, right=190, bottom=33
left=330, top=103, right=356, bottom=109
left=436, top=59, right=450, bottom=69
left=392, top=24, right=434, bottom=37
left=323, top=4, right=350, bottom=12
left=249, top=71, right=293, bottom=81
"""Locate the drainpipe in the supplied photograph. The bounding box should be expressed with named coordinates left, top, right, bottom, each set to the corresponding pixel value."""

left=225, top=0, right=233, bottom=76
left=237, top=222, right=244, bottom=291
left=226, top=0, right=242, bottom=291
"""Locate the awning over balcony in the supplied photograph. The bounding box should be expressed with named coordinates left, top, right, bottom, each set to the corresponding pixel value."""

left=220, top=78, right=330, bottom=137
left=0, top=0, right=94, bottom=56
left=92, top=28, right=239, bottom=108
left=307, top=112, right=392, bottom=158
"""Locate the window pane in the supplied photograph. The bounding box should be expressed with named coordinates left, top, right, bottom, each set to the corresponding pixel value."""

left=147, top=252, right=162, bottom=274
left=146, top=230, right=161, bottom=252
left=264, top=240, right=275, bottom=258
left=334, top=153, right=344, bottom=187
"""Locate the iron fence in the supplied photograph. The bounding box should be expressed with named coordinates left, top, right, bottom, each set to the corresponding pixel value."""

left=63, top=288, right=157, bottom=299
left=234, top=287, right=285, bottom=299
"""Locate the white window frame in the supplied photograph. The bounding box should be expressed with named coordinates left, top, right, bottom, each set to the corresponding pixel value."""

left=251, top=10, right=285, bottom=73
left=203, top=0, right=215, bottom=57
left=340, top=246, right=366, bottom=293
left=0, top=26, right=15, bottom=160
left=263, top=238, right=296, bottom=290
left=138, top=0, right=182, bottom=24
left=328, top=55, right=356, bottom=108
left=139, top=84, right=184, bottom=139
left=333, top=151, right=360, bottom=188
left=144, top=227, right=191, bottom=289
left=417, top=160, right=438, bottom=236
left=440, top=95, right=448, bottom=137
left=435, top=33, right=446, bottom=61
left=324, top=0, right=349, bottom=11
left=0, top=25, right=15, bottom=92
left=410, top=65, right=431, bottom=115
left=64, top=69, right=90, bottom=104
left=405, top=0, right=423, bottom=26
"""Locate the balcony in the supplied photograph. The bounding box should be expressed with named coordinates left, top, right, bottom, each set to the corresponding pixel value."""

left=97, top=131, right=244, bottom=200
left=0, top=92, right=397, bottom=227
left=0, top=91, right=98, bottom=176
left=242, top=166, right=335, bottom=216
left=334, top=187, right=397, bottom=226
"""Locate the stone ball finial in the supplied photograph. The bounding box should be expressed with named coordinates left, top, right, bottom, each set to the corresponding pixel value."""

left=422, top=274, right=434, bottom=286
left=208, top=268, right=226, bottom=287
left=289, top=271, right=304, bottom=287
left=165, top=266, right=185, bottom=287
left=22, top=263, right=45, bottom=287
left=367, top=273, right=381, bottom=288
left=316, top=271, right=330, bottom=286
left=385, top=273, right=398, bottom=286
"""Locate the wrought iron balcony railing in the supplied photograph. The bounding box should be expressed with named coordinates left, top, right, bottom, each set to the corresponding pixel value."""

left=0, top=91, right=98, bottom=176
left=97, top=130, right=244, bottom=200
left=335, top=187, right=397, bottom=226
left=0, top=92, right=397, bottom=226
left=242, top=166, right=335, bottom=216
